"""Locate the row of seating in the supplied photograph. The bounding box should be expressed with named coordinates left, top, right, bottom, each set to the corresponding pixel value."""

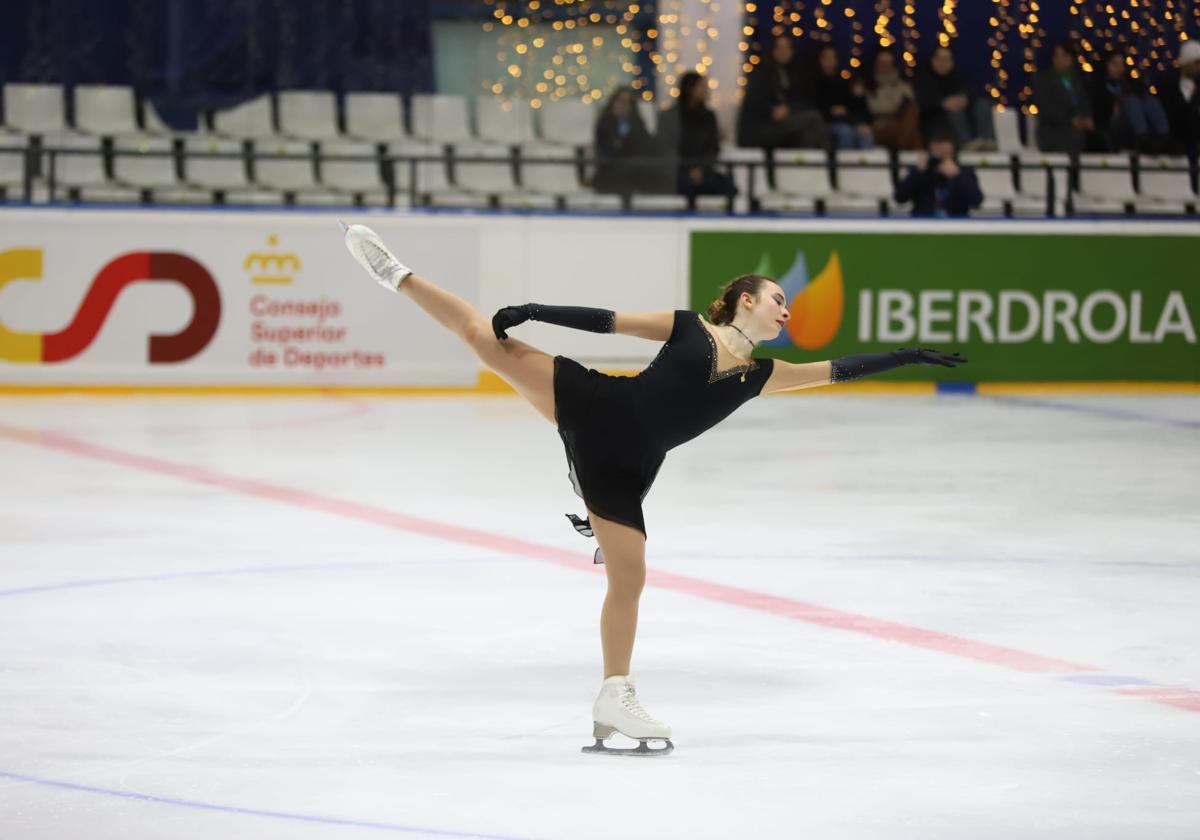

left=760, top=149, right=1198, bottom=216
left=0, top=132, right=1192, bottom=216
left=1, top=83, right=611, bottom=150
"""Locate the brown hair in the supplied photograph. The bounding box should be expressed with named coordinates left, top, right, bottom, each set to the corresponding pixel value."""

left=706, top=274, right=772, bottom=325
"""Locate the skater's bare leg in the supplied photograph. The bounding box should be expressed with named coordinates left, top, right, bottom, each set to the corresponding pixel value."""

left=401, top=273, right=556, bottom=425
left=589, top=510, right=646, bottom=678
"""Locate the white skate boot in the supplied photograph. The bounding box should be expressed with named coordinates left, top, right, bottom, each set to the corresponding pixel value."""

left=339, top=220, right=413, bottom=292
left=582, top=675, right=674, bottom=757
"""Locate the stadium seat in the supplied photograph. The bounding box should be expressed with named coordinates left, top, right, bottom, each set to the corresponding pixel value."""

left=758, top=149, right=831, bottom=213
left=510, top=144, right=621, bottom=210
left=475, top=97, right=536, bottom=146
left=452, top=142, right=517, bottom=201
left=248, top=139, right=342, bottom=205
left=1135, top=155, right=1196, bottom=215
left=181, top=136, right=254, bottom=201
left=74, top=85, right=139, bottom=136
left=410, top=94, right=474, bottom=145
left=278, top=90, right=340, bottom=141
left=719, top=147, right=766, bottom=214
left=3, top=83, right=66, bottom=135
left=345, top=93, right=408, bottom=143
left=320, top=140, right=391, bottom=206
left=538, top=98, right=595, bottom=149
left=1072, top=153, right=1137, bottom=214
left=0, top=134, right=29, bottom=200
left=212, top=95, right=276, bottom=140
left=1016, top=152, right=1070, bottom=216
left=826, top=148, right=893, bottom=214
left=41, top=132, right=138, bottom=202
left=992, top=107, right=1029, bottom=153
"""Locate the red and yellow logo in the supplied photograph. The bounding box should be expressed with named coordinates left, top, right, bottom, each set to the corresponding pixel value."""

left=762, top=249, right=845, bottom=350
left=0, top=248, right=221, bottom=364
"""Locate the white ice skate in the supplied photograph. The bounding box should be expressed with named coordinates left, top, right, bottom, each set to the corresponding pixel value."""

left=582, top=675, right=674, bottom=757
left=339, top=220, right=413, bottom=292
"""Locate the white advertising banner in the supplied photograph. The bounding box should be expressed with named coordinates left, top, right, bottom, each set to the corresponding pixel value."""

left=0, top=210, right=481, bottom=386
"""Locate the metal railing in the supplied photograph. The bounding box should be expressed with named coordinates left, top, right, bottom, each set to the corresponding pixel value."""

left=1, top=141, right=1195, bottom=217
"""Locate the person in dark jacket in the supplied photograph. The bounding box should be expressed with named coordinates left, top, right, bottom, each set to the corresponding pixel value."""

left=1033, top=41, right=1094, bottom=154
left=1159, top=39, right=1200, bottom=158
left=812, top=44, right=874, bottom=149
left=915, top=46, right=996, bottom=150
left=657, top=71, right=735, bottom=198
left=1089, top=50, right=1171, bottom=152
left=592, top=86, right=659, bottom=194
left=736, top=36, right=828, bottom=149
left=894, top=131, right=983, bottom=217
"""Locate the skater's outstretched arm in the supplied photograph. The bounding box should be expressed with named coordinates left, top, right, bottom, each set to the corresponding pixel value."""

left=762, top=348, right=967, bottom=394
left=493, top=304, right=674, bottom=342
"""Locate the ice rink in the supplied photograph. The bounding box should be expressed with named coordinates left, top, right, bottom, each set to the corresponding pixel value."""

left=1, top=391, right=1198, bottom=839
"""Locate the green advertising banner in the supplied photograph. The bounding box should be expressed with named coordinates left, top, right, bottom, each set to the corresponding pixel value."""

left=689, top=231, right=1200, bottom=382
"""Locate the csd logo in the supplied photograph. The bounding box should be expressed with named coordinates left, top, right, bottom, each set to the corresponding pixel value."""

left=759, top=249, right=844, bottom=351
left=0, top=249, right=221, bottom=364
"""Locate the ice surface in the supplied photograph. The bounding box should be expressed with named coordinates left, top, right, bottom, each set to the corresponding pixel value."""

left=1, top=392, right=1198, bottom=839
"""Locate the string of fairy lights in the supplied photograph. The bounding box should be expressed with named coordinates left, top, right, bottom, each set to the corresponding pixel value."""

left=477, top=0, right=1198, bottom=111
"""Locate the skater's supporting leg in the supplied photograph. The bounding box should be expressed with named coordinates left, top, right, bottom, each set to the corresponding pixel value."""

left=588, top=510, right=646, bottom=678
left=400, top=273, right=557, bottom=425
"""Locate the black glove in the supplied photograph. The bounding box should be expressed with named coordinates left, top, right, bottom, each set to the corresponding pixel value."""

left=492, top=303, right=616, bottom=340
left=831, top=348, right=967, bottom=383
left=492, top=305, right=532, bottom=340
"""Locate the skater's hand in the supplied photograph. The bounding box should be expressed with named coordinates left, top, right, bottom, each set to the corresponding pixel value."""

left=897, top=348, right=968, bottom=367
left=492, top=305, right=532, bottom=340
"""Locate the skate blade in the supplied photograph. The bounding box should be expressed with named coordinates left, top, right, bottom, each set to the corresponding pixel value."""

left=581, top=738, right=674, bottom=757
left=337, top=218, right=349, bottom=232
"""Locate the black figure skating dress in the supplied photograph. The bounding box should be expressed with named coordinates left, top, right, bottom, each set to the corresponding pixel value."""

left=553, top=309, right=775, bottom=538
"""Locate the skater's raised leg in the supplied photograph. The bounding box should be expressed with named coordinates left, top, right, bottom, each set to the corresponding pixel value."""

left=342, top=224, right=556, bottom=425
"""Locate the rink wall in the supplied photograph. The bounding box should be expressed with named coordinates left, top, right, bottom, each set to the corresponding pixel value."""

left=0, top=208, right=1197, bottom=392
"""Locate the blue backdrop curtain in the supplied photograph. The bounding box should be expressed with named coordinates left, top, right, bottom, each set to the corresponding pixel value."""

left=0, top=0, right=434, bottom=126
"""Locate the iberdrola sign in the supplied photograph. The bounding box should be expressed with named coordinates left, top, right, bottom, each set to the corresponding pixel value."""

left=690, top=230, right=1200, bottom=382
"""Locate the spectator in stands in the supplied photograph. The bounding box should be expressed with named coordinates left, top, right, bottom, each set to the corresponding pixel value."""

left=593, top=86, right=659, bottom=194
left=657, top=71, right=734, bottom=199
left=1160, top=39, right=1200, bottom=159
left=1033, top=41, right=1094, bottom=154
left=812, top=44, right=874, bottom=149
left=864, top=48, right=922, bottom=150
left=737, top=36, right=828, bottom=150
left=1089, top=50, right=1171, bottom=153
left=915, top=46, right=996, bottom=151
left=894, top=130, right=983, bottom=217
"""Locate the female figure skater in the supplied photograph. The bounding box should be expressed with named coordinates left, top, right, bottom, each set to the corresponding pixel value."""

left=341, top=223, right=966, bottom=757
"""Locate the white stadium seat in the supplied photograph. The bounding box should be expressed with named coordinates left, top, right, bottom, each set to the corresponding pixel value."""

left=212, top=95, right=276, bottom=140
left=538, top=98, right=595, bottom=149
left=508, top=144, right=620, bottom=210
left=1135, top=156, right=1196, bottom=215
left=1016, top=152, right=1070, bottom=216
left=826, top=148, right=892, bottom=214
left=278, top=90, right=340, bottom=141
left=320, top=140, right=389, bottom=206
left=74, top=85, right=139, bottom=136
left=1073, top=153, right=1136, bottom=214
left=345, top=93, right=408, bottom=143
left=759, top=149, right=831, bottom=213
left=475, top=97, right=536, bottom=145
left=409, top=94, right=473, bottom=145
left=3, top=83, right=66, bottom=135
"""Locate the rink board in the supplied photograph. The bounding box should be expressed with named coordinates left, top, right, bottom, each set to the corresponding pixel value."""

left=0, top=208, right=1197, bottom=387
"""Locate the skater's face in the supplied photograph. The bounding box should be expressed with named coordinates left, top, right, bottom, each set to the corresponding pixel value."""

left=742, top=282, right=790, bottom=337
left=1052, top=46, right=1074, bottom=73
left=931, top=47, right=954, bottom=76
